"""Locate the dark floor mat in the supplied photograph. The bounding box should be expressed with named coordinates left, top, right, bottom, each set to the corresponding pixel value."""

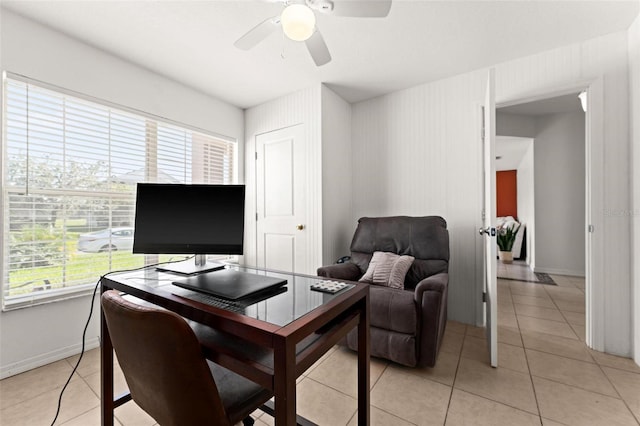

left=534, top=272, right=556, bottom=284
left=497, top=260, right=557, bottom=285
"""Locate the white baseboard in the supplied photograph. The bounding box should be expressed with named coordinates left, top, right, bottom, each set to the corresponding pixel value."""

left=533, top=266, right=585, bottom=277
left=0, top=337, right=100, bottom=380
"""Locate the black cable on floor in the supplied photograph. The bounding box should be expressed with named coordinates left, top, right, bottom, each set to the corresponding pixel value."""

left=49, top=256, right=193, bottom=425
left=49, top=277, right=100, bottom=426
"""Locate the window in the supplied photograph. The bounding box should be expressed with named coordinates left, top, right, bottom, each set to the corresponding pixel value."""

left=2, top=74, right=237, bottom=309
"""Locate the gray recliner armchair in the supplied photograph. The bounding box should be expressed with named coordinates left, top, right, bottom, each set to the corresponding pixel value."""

left=317, top=216, right=449, bottom=367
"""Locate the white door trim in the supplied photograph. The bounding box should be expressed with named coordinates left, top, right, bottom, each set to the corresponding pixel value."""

left=483, top=69, right=498, bottom=367
left=254, top=124, right=310, bottom=274
left=496, top=77, right=604, bottom=351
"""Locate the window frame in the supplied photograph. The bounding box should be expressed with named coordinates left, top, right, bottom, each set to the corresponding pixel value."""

left=1, top=72, right=239, bottom=310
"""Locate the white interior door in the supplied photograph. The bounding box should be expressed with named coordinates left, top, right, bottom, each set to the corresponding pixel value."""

left=482, top=69, right=498, bottom=367
left=256, top=124, right=307, bottom=273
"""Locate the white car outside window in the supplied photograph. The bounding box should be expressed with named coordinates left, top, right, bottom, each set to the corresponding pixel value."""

left=77, top=227, right=134, bottom=253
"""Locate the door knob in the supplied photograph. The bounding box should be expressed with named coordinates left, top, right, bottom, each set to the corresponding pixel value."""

left=296, top=224, right=305, bottom=230
left=478, top=227, right=496, bottom=236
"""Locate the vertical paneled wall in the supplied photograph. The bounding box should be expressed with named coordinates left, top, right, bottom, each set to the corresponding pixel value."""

left=351, top=30, right=633, bottom=355
left=628, top=13, right=640, bottom=364
left=244, top=87, right=322, bottom=275
left=320, top=85, right=353, bottom=266
left=352, top=72, right=486, bottom=325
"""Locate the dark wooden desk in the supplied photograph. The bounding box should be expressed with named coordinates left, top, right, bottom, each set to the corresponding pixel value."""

left=100, top=266, right=370, bottom=425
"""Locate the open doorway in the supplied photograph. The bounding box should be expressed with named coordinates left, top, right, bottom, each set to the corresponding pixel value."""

left=495, top=92, right=587, bottom=342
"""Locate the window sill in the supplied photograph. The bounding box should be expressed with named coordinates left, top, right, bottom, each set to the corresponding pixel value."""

left=2, top=283, right=99, bottom=312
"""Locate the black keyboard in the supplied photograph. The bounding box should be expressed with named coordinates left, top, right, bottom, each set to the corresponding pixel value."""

left=173, top=288, right=247, bottom=313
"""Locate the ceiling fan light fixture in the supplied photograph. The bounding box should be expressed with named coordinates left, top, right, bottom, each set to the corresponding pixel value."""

left=281, top=4, right=316, bottom=41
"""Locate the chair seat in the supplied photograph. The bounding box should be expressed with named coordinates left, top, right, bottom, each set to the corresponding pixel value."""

left=208, top=361, right=272, bottom=425
left=100, top=290, right=273, bottom=426
left=369, top=285, right=417, bottom=334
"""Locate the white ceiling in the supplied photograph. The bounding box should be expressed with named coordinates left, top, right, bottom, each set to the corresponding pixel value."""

left=496, top=92, right=585, bottom=170
left=500, top=93, right=584, bottom=116
left=496, top=136, right=532, bottom=171
left=2, top=0, right=638, bottom=109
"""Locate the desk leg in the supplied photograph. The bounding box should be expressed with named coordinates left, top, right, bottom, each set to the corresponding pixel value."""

left=357, top=297, right=370, bottom=426
left=100, top=284, right=114, bottom=426
left=273, top=336, right=296, bottom=426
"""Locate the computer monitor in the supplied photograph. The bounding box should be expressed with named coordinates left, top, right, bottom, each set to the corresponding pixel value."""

left=133, top=183, right=245, bottom=275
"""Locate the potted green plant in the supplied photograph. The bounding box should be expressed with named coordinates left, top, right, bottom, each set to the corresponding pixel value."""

left=497, top=223, right=520, bottom=263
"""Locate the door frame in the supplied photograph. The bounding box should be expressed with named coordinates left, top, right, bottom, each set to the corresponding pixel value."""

left=251, top=123, right=317, bottom=276
left=482, top=69, right=498, bottom=367
left=495, top=77, right=604, bottom=351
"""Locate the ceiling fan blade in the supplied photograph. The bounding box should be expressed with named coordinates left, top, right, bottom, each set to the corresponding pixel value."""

left=305, top=29, right=332, bottom=66
left=234, top=16, right=281, bottom=50
left=329, top=0, right=392, bottom=17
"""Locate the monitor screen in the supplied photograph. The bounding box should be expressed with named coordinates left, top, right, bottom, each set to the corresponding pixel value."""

left=133, top=183, right=245, bottom=255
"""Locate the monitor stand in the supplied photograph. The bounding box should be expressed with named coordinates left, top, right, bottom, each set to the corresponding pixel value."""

left=156, top=254, right=225, bottom=275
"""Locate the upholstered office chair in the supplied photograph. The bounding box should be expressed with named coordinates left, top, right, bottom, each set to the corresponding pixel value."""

left=101, top=290, right=272, bottom=426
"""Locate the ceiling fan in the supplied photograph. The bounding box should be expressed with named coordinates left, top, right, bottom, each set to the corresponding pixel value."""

left=234, top=0, right=392, bottom=66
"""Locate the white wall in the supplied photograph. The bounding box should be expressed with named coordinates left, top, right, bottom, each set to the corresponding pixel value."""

left=628, top=12, right=640, bottom=365
left=499, top=32, right=632, bottom=357
left=496, top=115, right=536, bottom=267
left=243, top=85, right=352, bottom=273
left=534, top=111, right=586, bottom=276
left=352, top=30, right=632, bottom=355
left=497, top=109, right=586, bottom=276
left=497, top=112, right=536, bottom=138
left=243, top=86, right=323, bottom=275
left=516, top=141, right=535, bottom=268
left=0, top=9, right=244, bottom=378
left=497, top=109, right=585, bottom=275
left=2, top=7, right=638, bottom=375
left=320, top=85, right=353, bottom=265
left=352, top=72, right=486, bottom=325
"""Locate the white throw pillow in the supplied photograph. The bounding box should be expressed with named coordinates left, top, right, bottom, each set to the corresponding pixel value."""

left=359, top=251, right=415, bottom=289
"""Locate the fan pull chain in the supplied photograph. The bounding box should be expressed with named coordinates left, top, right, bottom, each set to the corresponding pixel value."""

left=280, top=28, right=286, bottom=59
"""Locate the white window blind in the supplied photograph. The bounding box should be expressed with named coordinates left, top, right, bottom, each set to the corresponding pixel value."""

left=2, top=75, right=236, bottom=310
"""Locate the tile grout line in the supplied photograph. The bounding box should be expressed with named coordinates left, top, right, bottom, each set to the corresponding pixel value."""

left=528, top=372, right=626, bottom=400
left=511, top=293, right=544, bottom=422
left=309, top=363, right=418, bottom=426
left=590, top=358, right=640, bottom=424
left=56, top=405, right=98, bottom=426
left=289, top=376, right=358, bottom=426
left=0, top=358, right=82, bottom=413
left=54, top=363, right=103, bottom=426
left=442, top=321, right=467, bottom=426
left=521, top=344, right=594, bottom=364
left=514, top=310, right=572, bottom=325
left=526, top=276, right=638, bottom=424
left=460, top=312, right=570, bottom=418
left=540, top=283, right=582, bottom=341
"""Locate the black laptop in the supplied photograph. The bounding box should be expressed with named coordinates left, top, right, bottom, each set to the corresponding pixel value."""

left=172, top=268, right=287, bottom=301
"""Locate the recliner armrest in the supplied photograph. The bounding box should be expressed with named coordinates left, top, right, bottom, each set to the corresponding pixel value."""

left=413, top=272, right=449, bottom=367
left=413, top=272, right=448, bottom=304
left=317, top=262, right=362, bottom=281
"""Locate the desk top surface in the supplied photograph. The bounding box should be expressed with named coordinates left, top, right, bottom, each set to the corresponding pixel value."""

left=102, top=264, right=361, bottom=328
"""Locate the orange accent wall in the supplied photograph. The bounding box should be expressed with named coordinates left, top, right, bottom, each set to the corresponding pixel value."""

left=496, top=170, right=517, bottom=218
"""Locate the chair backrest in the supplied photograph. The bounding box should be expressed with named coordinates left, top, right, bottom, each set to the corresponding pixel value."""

left=350, top=216, right=449, bottom=290
left=101, top=290, right=229, bottom=426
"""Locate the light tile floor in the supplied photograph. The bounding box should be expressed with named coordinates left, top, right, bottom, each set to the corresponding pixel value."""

left=2, top=274, right=640, bottom=426
left=497, top=260, right=542, bottom=283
